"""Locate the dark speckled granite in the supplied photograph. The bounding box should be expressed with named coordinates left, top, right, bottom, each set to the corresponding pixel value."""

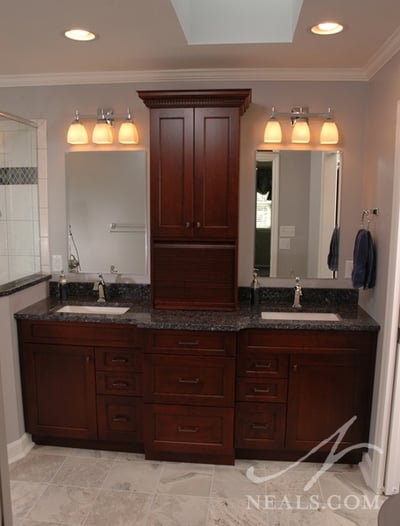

left=14, top=292, right=379, bottom=333
left=49, top=281, right=150, bottom=301
left=0, top=273, right=51, bottom=297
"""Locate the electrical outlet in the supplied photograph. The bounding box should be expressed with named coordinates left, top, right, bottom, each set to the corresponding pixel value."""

left=52, top=254, right=63, bottom=272
left=345, top=260, right=353, bottom=279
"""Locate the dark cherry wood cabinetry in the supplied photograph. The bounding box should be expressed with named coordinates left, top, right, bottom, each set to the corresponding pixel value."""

left=138, top=90, right=251, bottom=310
left=236, top=329, right=377, bottom=462
left=143, top=329, right=236, bottom=464
left=17, top=320, right=144, bottom=451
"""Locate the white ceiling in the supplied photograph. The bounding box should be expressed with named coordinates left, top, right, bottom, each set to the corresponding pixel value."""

left=1, top=0, right=400, bottom=86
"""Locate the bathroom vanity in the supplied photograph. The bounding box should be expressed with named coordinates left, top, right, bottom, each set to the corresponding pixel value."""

left=15, top=297, right=378, bottom=465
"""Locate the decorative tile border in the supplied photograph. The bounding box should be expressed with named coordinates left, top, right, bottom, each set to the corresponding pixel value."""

left=0, top=166, right=38, bottom=185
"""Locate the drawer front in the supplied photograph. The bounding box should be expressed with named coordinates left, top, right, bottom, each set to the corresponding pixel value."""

left=144, top=355, right=234, bottom=405
left=97, top=395, right=142, bottom=442
left=237, top=351, right=289, bottom=378
left=145, top=404, right=234, bottom=455
left=19, top=320, right=142, bottom=346
left=96, top=371, right=142, bottom=396
left=235, top=402, right=286, bottom=450
left=236, top=378, right=288, bottom=403
left=147, top=330, right=236, bottom=357
left=95, top=348, right=142, bottom=372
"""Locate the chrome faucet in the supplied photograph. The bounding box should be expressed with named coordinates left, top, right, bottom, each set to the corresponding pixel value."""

left=292, top=276, right=302, bottom=310
left=93, top=273, right=106, bottom=303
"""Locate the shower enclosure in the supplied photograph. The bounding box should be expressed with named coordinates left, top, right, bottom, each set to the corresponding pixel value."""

left=0, top=112, right=39, bottom=286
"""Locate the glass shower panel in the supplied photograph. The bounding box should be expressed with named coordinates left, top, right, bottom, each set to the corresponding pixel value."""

left=0, top=114, right=39, bottom=285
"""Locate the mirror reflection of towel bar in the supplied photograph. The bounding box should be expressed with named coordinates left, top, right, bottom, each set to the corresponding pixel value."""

left=109, top=223, right=145, bottom=233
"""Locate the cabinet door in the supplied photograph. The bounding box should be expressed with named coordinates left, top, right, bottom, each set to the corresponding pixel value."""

left=21, top=343, right=97, bottom=440
left=194, top=107, right=239, bottom=239
left=150, top=107, right=194, bottom=239
left=286, top=352, right=373, bottom=454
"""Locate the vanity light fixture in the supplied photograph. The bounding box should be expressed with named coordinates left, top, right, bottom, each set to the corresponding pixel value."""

left=66, top=110, right=89, bottom=145
left=66, top=107, right=140, bottom=145
left=263, top=106, right=339, bottom=145
left=118, top=108, right=139, bottom=144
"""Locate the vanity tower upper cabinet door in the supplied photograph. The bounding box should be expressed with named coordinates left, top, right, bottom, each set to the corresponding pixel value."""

left=138, top=90, right=251, bottom=310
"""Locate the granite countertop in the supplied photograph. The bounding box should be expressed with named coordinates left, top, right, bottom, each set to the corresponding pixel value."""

left=14, top=295, right=380, bottom=332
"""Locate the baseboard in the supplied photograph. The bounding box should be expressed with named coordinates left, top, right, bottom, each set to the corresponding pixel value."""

left=7, top=433, right=34, bottom=464
left=359, top=451, right=374, bottom=490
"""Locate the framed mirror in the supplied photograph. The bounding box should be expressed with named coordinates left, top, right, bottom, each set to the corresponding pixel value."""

left=255, top=150, right=341, bottom=279
left=66, top=150, right=147, bottom=275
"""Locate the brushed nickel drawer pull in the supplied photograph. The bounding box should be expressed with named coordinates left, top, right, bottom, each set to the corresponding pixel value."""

left=254, top=362, right=272, bottom=369
left=252, top=423, right=269, bottom=430
left=178, top=425, right=199, bottom=433
left=178, top=377, right=200, bottom=384
left=111, top=357, right=128, bottom=363
left=112, top=381, right=129, bottom=388
left=177, top=340, right=200, bottom=346
left=113, top=416, right=129, bottom=422
left=253, top=387, right=271, bottom=394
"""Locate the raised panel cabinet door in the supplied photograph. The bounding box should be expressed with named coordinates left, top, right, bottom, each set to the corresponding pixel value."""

left=194, top=107, right=240, bottom=239
left=150, top=107, right=194, bottom=239
left=21, top=343, right=97, bottom=440
left=286, top=352, right=373, bottom=455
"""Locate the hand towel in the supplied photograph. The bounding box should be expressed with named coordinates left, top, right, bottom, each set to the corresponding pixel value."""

left=327, top=226, right=340, bottom=271
left=351, top=228, right=376, bottom=289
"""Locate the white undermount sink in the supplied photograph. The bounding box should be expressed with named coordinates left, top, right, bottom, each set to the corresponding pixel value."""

left=261, top=311, right=341, bottom=322
left=56, top=305, right=130, bottom=315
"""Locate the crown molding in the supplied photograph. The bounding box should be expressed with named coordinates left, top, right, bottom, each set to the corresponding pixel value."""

left=365, top=26, right=400, bottom=80
left=0, top=66, right=368, bottom=88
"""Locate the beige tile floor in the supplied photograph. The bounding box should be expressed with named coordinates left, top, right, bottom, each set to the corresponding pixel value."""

left=9, top=445, right=385, bottom=525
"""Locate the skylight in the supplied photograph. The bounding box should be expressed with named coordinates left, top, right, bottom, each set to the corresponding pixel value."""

left=170, top=0, right=304, bottom=45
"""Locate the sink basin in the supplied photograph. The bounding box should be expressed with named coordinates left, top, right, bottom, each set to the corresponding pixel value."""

left=261, top=311, right=340, bottom=321
left=56, top=305, right=130, bottom=315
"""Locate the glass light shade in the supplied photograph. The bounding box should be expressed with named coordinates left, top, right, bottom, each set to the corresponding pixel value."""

left=291, top=120, right=310, bottom=144
left=92, top=122, right=113, bottom=144
left=118, top=121, right=139, bottom=144
left=320, top=121, right=339, bottom=144
left=264, top=119, right=282, bottom=143
left=67, top=122, right=89, bottom=144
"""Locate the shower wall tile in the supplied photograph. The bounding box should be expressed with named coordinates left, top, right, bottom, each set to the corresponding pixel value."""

left=0, top=256, right=8, bottom=283
left=9, top=256, right=36, bottom=281
left=7, top=221, right=34, bottom=256
left=0, top=186, right=5, bottom=219
left=6, top=185, right=35, bottom=221
left=0, top=221, right=7, bottom=255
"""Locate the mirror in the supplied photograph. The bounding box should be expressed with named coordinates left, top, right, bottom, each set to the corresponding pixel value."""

left=255, top=150, right=341, bottom=279
left=66, top=151, right=147, bottom=275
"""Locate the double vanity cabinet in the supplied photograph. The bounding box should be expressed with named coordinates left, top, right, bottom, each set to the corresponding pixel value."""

left=16, top=308, right=378, bottom=465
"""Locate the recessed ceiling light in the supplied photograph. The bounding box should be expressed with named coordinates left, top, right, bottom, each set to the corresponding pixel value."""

left=64, top=28, right=96, bottom=42
left=311, top=22, right=344, bottom=36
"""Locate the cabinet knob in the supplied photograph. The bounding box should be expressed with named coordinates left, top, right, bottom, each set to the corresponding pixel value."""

left=185, top=222, right=191, bottom=228
left=292, top=364, right=298, bottom=372
left=195, top=221, right=201, bottom=228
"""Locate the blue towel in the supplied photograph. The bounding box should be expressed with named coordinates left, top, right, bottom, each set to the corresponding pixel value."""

left=327, top=227, right=339, bottom=271
left=351, top=228, right=376, bottom=289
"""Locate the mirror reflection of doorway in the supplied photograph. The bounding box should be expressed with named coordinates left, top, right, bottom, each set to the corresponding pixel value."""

left=255, top=152, right=279, bottom=277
